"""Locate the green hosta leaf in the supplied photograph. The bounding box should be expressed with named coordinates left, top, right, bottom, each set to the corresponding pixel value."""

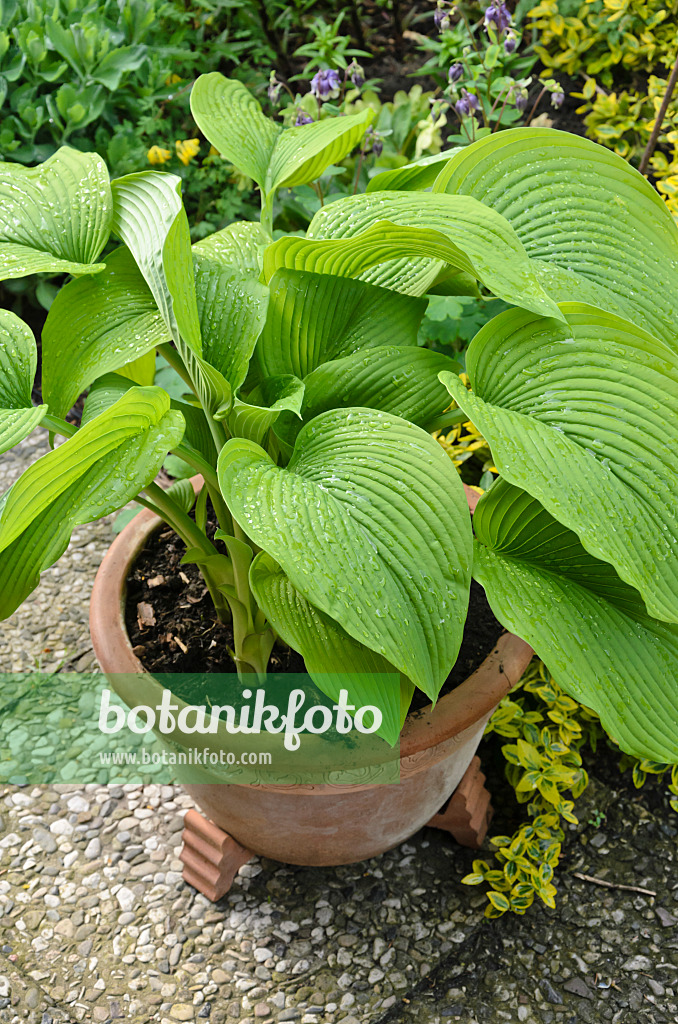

left=439, top=302, right=678, bottom=623
left=257, top=268, right=426, bottom=380
left=111, top=171, right=199, bottom=347
left=0, top=310, right=45, bottom=453
left=250, top=551, right=413, bottom=744
left=434, top=127, right=678, bottom=349
left=190, top=74, right=281, bottom=190
left=80, top=372, right=134, bottom=425
left=266, top=107, right=373, bottom=192
left=167, top=477, right=197, bottom=515
left=263, top=223, right=439, bottom=297
left=0, top=146, right=112, bottom=281
left=274, top=345, right=460, bottom=452
left=110, top=169, right=192, bottom=339
left=0, top=387, right=184, bottom=619
left=162, top=201, right=202, bottom=353
left=228, top=375, right=304, bottom=446
left=190, top=74, right=373, bottom=201
left=473, top=479, right=678, bottom=762
left=0, top=406, right=46, bottom=457
left=120, top=350, right=156, bottom=386
left=42, top=246, right=171, bottom=420
left=110, top=171, right=233, bottom=418
left=307, top=192, right=561, bottom=312
left=217, top=408, right=473, bottom=698
left=265, top=192, right=564, bottom=319
left=194, top=253, right=269, bottom=393
left=366, top=151, right=457, bottom=193
left=172, top=406, right=217, bottom=464
left=163, top=454, right=195, bottom=480
left=81, top=372, right=216, bottom=465
left=428, top=270, right=481, bottom=298
left=193, top=221, right=270, bottom=275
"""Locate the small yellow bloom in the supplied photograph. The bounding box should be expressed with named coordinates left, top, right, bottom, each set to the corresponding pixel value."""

left=175, top=138, right=200, bottom=165
left=165, top=73, right=182, bottom=86
left=147, top=145, right=171, bottom=166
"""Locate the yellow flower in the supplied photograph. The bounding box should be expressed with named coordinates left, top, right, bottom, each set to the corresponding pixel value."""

left=165, top=73, right=182, bottom=86
left=175, top=138, right=200, bottom=165
left=147, top=145, right=171, bottom=166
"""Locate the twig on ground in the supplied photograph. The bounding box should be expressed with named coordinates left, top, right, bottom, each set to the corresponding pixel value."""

left=572, top=871, right=657, bottom=897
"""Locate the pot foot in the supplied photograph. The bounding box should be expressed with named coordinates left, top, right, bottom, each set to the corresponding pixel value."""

left=427, top=755, right=493, bottom=849
left=180, top=809, right=253, bottom=901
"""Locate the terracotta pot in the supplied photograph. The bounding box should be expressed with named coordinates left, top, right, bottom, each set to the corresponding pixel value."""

left=90, top=486, right=533, bottom=866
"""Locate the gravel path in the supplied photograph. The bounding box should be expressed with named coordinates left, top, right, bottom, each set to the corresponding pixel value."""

left=0, top=435, right=677, bottom=1024
left=0, top=435, right=109, bottom=677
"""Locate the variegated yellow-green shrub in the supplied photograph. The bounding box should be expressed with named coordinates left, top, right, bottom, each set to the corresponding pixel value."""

left=574, top=75, right=678, bottom=223
left=527, top=0, right=678, bottom=86
left=465, top=661, right=677, bottom=917
left=463, top=661, right=593, bottom=917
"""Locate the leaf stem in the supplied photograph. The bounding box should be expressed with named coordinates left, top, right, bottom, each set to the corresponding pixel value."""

left=142, top=481, right=231, bottom=619
left=171, top=443, right=232, bottom=532
left=40, top=413, right=78, bottom=439
left=158, top=343, right=196, bottom=394
left=525, top=86, right=547, bottom=127
left=492, top=89, right=513, bottom=132
left=159, top=342, right=229, bottom=452
left=143, top=481, right=217, bottom=559
left=426, top=408, right=468, bottom=433
left=352, top=152, right=364, bottom=194
left=171, top=443, right=218, bottom=490
left=260, top=193, right=274, bottom=237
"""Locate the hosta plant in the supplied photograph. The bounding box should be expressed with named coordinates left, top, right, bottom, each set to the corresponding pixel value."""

left=0, top=73, right=677, bottom=762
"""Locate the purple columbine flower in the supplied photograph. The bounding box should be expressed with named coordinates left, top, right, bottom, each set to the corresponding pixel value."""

left=551, top=90, right=565, bottom=109
left=295, top=109, right=314, bottom=126
left=455, top=89, right=479, bottom=117
left=348, top=60, right=365, bottom=88
left=504, top=31, right=517, bottom=53
left=484, top=1, right=511, bottom=34
left=311, top=68, right=342, bottom=101
left=515, top=92, right=528, bottom=112
left=448, top=62, right=463, bottom=84
left=434, top=4, right=449, bottom=30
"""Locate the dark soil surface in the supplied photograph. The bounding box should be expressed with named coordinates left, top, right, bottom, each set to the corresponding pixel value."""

left=125, top=512, right=302, bottom=676
left=269, top=0, right=435, bottom=87
left=410, top=580, right=504, bottom=711
left=125, top=508, right=505, bottom=710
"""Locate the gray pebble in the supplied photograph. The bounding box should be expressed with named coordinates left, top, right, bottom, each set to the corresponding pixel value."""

left=84, top=837, right=101, bottom=859
left=622, top=955, right=653, bottom=971
left=33, top=829, right=57, bottom=854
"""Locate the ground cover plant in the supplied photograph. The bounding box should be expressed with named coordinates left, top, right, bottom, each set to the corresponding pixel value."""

left=527, top=0, right=678, bottom=86
left=466, top=659, right=678, bottom=917
left=572, top=72, right=678, bottom=222
left=0, top=74, right=676, bottom=781
left=527, top=0, right=678, bottom=225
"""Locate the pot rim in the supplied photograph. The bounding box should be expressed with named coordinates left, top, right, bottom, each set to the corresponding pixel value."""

left=90, top=483, right=533, bottom=766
